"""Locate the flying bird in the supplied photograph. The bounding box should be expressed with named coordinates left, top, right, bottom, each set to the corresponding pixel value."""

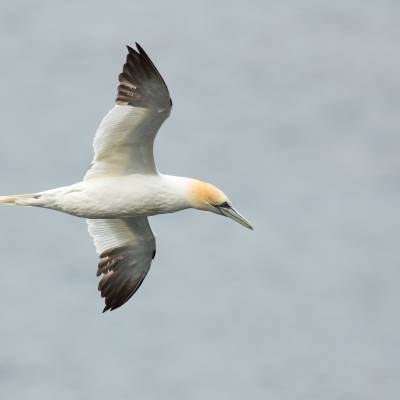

left=0, top=43, right=253, bottom=312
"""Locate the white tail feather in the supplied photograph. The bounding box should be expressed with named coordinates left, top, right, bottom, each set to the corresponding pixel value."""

left=0, top=194, right=39, bottom=206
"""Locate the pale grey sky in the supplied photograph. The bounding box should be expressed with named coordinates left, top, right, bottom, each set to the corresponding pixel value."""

left=0, top=1, right=399, bottom=399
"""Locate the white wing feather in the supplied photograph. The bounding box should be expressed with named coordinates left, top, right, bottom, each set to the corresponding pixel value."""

left=84, top=105, right=168, bottom=179
left=87, top=218, right=155, bottom=255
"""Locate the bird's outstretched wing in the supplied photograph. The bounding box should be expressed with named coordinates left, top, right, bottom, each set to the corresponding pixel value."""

left=84, top=43, right=172, bottom=180
left=87, top=218, right=156, bottom=312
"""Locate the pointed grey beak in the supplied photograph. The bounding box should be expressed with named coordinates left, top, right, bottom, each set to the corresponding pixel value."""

left=219, top=206, right=254, bottom=230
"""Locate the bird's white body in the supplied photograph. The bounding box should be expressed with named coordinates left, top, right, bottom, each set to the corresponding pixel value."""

left=0, top=43, right=252, bottom=311
left=33, top=174, right=192, bottom=219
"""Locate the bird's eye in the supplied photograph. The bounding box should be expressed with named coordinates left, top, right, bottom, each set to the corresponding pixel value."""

left=218, top=201, right=230, bottom=208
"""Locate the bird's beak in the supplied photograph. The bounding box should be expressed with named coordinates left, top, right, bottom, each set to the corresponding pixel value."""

left=218, top=206, right=253, bottom=230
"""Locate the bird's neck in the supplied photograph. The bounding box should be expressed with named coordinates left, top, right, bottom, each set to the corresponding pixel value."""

left=161, top=175, right=220, bottom=211
left=160, top=175, right=203, bottom=210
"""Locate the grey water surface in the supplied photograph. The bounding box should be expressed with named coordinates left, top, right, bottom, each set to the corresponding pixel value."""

left=0, top=1, right=399, bottom=399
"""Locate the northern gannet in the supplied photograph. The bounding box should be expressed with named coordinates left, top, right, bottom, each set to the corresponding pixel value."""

left=0, top=43, right=253, bottom=312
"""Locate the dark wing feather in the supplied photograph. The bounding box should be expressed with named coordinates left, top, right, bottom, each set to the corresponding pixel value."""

left=97, top=246, right=153, bottom=312
left=116, top=42, right=172, bottom=111
left=87, top=218, right=156, bottom=312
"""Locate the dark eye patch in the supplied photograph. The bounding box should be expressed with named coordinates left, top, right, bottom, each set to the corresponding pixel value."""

left=218, top=201, right=230, bottom=208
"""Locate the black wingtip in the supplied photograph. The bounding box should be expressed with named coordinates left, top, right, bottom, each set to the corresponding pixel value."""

left=116, top=42, right=172, bottom=109
left=135, top=42, right=144, bottom=53
left=126, top=43, right=144, bottom=54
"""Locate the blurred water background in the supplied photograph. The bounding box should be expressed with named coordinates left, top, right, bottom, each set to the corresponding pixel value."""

left=0, top=1, right=399, bottom=398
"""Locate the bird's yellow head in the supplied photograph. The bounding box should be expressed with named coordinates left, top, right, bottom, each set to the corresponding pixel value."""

left=189, top=179, right=253, bottom=230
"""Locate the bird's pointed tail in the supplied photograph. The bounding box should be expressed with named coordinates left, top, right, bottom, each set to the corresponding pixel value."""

left=0, top=193, right=41, bottom=206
